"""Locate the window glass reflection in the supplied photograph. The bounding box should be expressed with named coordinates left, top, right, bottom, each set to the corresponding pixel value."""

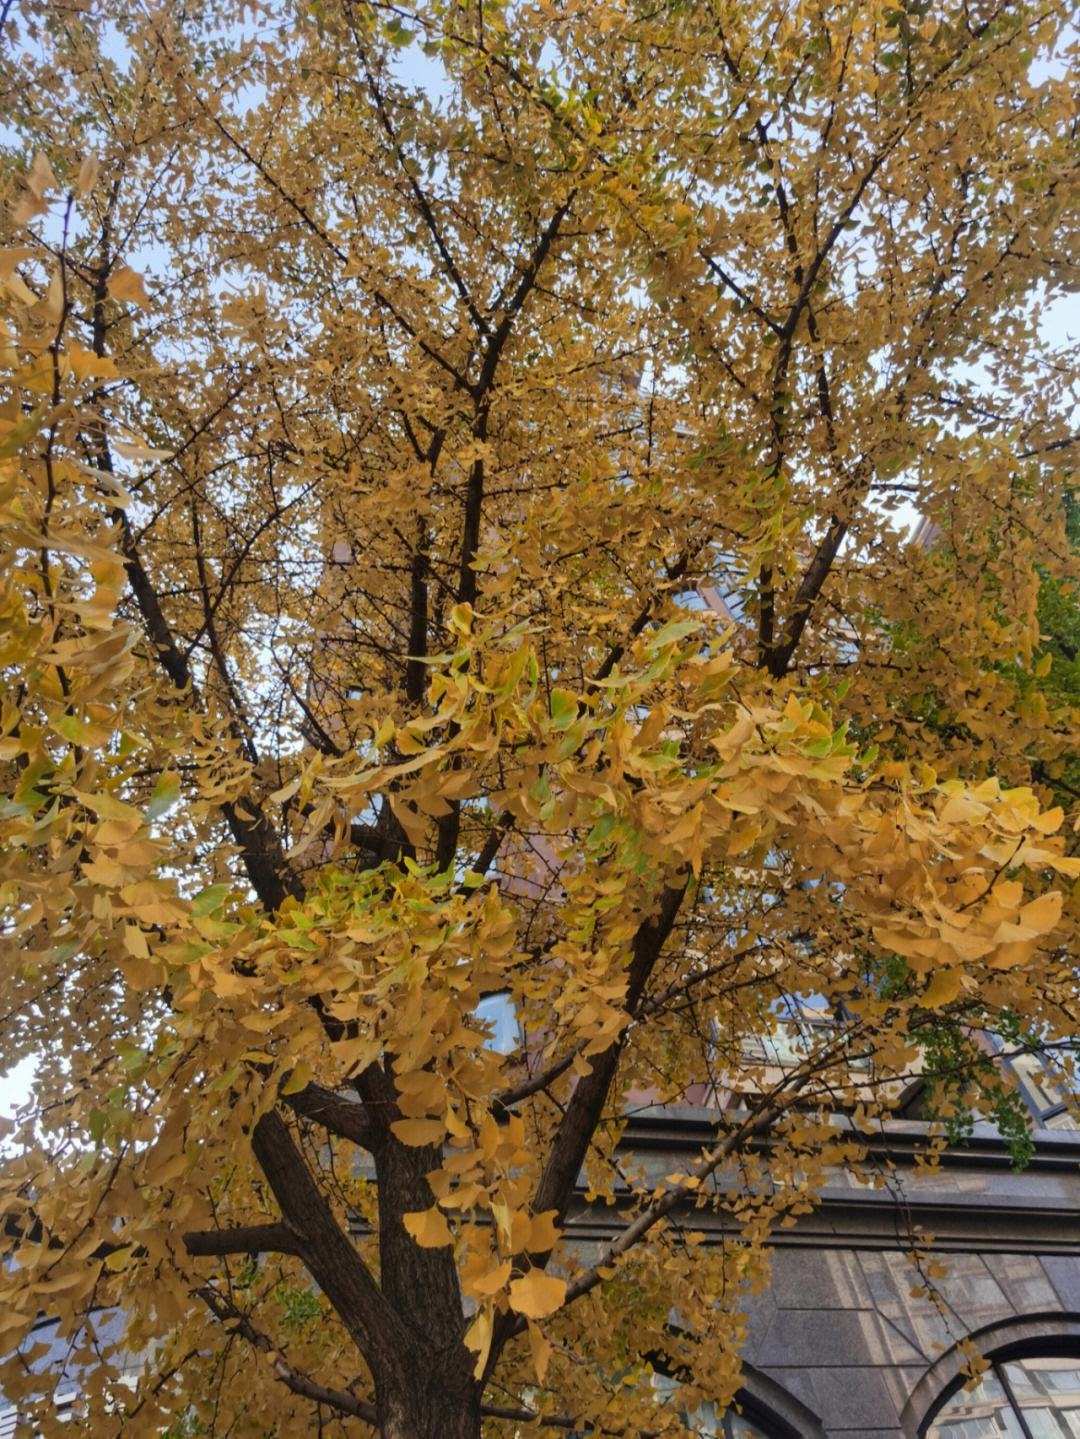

left=1010, top=1053, right=1069, bottom=1116
left=1044, top=1110, right=1080, bottom=1132
left=927, top=1372, right=1024, bottom=1438
left=1003, top=1358, right=1080, bottom=1438
left=728, top=1414, right=774, bottom=1438
left=927, top=1358, right=1080, bottom=1439
left=650, top=1375, right=778, bottom=1437
left=682, top=1404, right=774, bottom=1438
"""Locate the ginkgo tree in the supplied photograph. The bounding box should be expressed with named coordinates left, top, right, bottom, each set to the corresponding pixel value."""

left=0, top=0, right=1077, bottom=1434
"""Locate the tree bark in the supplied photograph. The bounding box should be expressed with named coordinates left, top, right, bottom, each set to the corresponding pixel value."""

left=376, top=1356, right=481, bottom=1439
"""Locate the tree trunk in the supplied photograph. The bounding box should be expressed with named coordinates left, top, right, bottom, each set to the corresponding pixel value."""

left=376, top=1356, right=481, bottom=1439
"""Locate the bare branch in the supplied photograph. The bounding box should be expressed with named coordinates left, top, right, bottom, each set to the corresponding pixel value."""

left=183, top=1222, right=300, bottom=1258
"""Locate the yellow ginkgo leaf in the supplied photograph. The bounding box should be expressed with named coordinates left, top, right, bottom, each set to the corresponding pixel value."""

left=402, top=1205, right=452, bottom=1249
left=508, top=1269, right=566, bottom=1319
left=108, top=265, right=150, bottom=312
left=394, top=1068, right=445, bottom=1117
left=103, top=1245, right=136, bottom=1273
left=525, top=1209, right=561, bottom=1253
left=527, top=1320, right=552, bottom=1384
left=280, top=1059, right=313, bottom=1096
left=1018, top=890, right=1063, bottom=936
left=461, top=1254, right=511, bottom=1299
left=76, top=154, right=100, bottom=197
left=390, top=1117, right=446, bottom=1147
left=68, top=347, right=118, bottom=382
left=26, top=151, right=57, bottom=198
left=921, top=968, right=963, bottom=1009
left=463, top=1306, right=493, bottom=1379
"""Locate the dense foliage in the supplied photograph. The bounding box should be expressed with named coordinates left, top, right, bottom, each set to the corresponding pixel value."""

left=0, top=0, right=1077, bottom=1434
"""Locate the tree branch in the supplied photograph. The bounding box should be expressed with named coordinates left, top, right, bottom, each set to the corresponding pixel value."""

left=183, top=1222, right=300, bottom=1258
left=85, top=249, right=301, bottom=913
left=196, top=1284, right=378, bottom=1426
left=283, top=1081, right=373, bottom=1149
left=356, top=43, right=489, bottom=338
left=505, top=1079, right=811, bottom=1345
left=528, top=882, right=687, bottom=1230
left=250, top=1111, right=401, bottom=1365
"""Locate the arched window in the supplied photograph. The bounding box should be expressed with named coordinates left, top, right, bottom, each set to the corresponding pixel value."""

left=657, top=1400, right=790, bottom=1438
left=650, top=1373, right=799, bottom=1437
left=923, top=1354, right=1080, bottom=1437
left=989, top=1041, right=1080, bottom=1132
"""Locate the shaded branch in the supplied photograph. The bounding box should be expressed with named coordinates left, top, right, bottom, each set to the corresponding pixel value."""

left=183, top=1222, right=299, bottom=1258
left=251, top=1111, right=401, bottom=1364
left=84, top=250, right=301, bottom=913
left=196, top=1284, right=378, bottom=1427
left=283, top=1081, right=373, bottom=1149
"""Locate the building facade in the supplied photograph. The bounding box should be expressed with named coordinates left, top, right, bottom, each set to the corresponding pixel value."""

left=593, top=1105, right=1080, bottom=1439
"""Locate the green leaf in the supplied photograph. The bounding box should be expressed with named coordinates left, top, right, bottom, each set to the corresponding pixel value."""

left=647, top=617, right=701, bottom=652
left=147, top=771, right=181, bottom=820
left=0, top=405, right=44, bottom=458
left=281, top=1059, right=312, bottom=1095
left=385, top=15, right=414, bottom=45
left=53, top=712, right=91, bottom=744
left=550, top=688, right=578, bottom=729
left=191, top=883, right=230, bottom=917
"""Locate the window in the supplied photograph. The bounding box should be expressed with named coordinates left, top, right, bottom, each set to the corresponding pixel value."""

left=687, top=1402, right=787, bottom=1437
left=735, top=998, right=869, bottom=1079
left=657, top=1399, right=784, bottom=1438
left=0, top=1391, right=78, bottom=1434
left=925, top=1356, right=1080, bottom=1438
left=1001, top=1050, right=1080, bottom=1133
left=651, top=1373, right=791, bottom=1437
left=474, top=990, right=519, bottom=1055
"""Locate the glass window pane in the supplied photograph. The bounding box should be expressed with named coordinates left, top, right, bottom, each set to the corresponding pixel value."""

left=474, top=991, right=518, bottom=1054
left=1043, top=1110, right=1080, bottom=1132
left=648, top=1377, right=778, bottom=1437
left=1004, top=1357, right=1080, bottom=1436
left=684, top=1402, right=720, bottom=1435
left=1006, top=1356, right=1080, bottom=1398
left=727, top=1414, right=774, bottom=1438
left=1020, top=1412, right=1072, bottom=1439
left=674, top=589, right=708, bottom=612
left=1009, top=1053, right=1068, bottom=1115
left=926, top=1372, right=1026, bottom=1438
left=927, top=1414, right=1026, bottom=1438
left=929, top=1359, right=1080, bottom=1439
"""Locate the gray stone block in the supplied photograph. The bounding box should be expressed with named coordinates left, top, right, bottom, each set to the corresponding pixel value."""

left=753, top=1307, right=923, bottom=1368
left=990, top=1254, right=1059, bottom=1312
left=1043, top=1255, right=1080, bottom=1313
left=768, top=1248, right=868, bottom=1311
left=738, top=1290, right=776, bottom=1365
left=808, top=1365, right=924, bottom=1432
left=752, top=1364, right=822, bottom=1424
